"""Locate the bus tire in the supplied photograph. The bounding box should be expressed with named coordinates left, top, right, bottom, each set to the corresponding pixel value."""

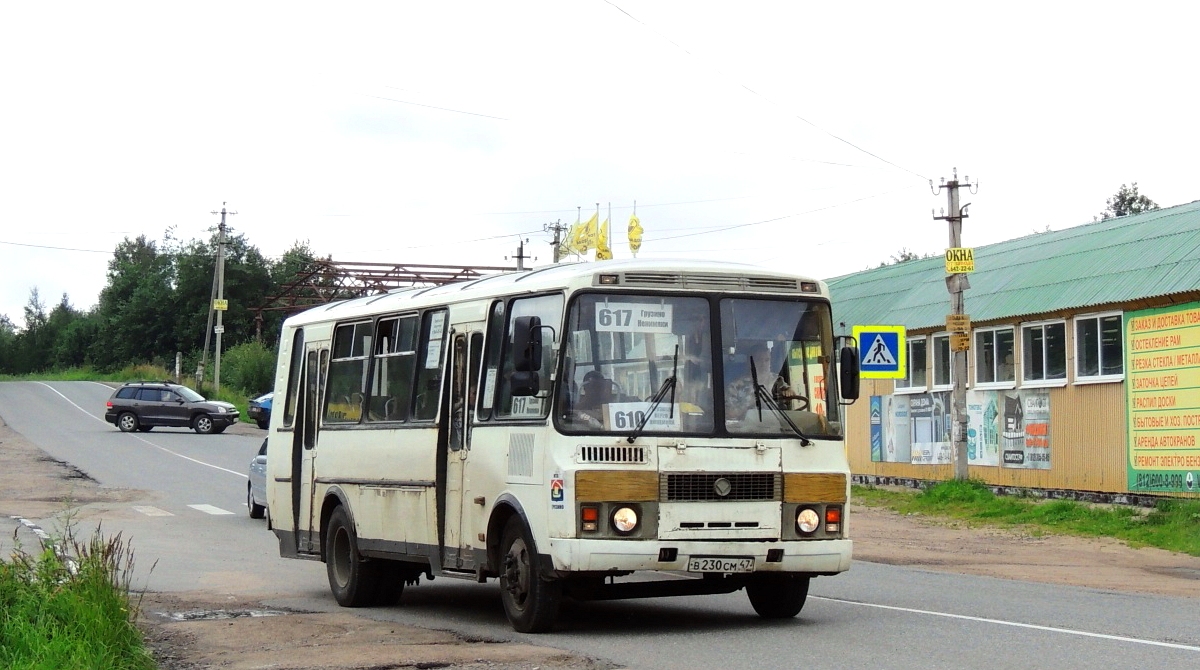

left=325, top=506, right=381, bottom=607
left=499, top=516, right=561, bottom=633
left=746, top=573, right=810, bottom=618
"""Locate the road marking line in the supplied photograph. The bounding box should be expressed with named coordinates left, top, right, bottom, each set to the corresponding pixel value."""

left=188, top=504, right=235, bottom=516
left=36, top=382, right=248, bottom=480
left=132, top=506, right=174, bottom=517
left=812, top=596, right=1200, bottom=652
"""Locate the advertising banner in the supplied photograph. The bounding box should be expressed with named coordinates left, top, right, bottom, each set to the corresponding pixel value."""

left=875, top=389, right=1049, bottom=468
left=1126, top=302, right=1200, bottom=493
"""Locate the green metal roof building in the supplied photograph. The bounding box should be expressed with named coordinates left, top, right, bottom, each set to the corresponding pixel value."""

left=826, top=199, right=1200, bottom=499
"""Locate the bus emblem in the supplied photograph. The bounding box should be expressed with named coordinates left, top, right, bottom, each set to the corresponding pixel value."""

left=713, top=478, right=732, bottom=497
left=551, top=478, right=564, bottom=502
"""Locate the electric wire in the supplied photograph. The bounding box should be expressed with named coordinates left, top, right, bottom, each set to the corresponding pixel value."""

left=600, top=0, right=928, bottom=182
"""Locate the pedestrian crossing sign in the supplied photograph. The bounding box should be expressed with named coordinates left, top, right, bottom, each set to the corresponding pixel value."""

left=851, top=325, right=906, bottom=379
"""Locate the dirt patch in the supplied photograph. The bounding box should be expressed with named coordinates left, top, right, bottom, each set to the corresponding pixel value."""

left=3, top=414, right=1199, bottom=669
left=138, top=592, right=610, bottom=670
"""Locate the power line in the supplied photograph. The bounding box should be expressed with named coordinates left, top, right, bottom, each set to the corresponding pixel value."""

left=0, top=240, right=112, bottom=253
left=366, top=94, right=510, bottom=121
left=600, top=0, right=928, bottom=182
left=648, top=184, right=916, bottom=242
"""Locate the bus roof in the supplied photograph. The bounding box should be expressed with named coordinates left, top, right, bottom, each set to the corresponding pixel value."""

left=282, top=258, right=827, bottom=328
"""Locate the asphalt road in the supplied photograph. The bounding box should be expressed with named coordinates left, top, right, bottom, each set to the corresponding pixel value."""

left=3, top=381, right=1199, bottom=670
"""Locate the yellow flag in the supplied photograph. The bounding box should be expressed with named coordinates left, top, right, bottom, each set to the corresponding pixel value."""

left=560, top=218, right=582, bottom=256
left=627, top=213, right=644, bottom=256
left=595, top=218, right=613, bottom=260
left=579, top=212, right=598, bottom=251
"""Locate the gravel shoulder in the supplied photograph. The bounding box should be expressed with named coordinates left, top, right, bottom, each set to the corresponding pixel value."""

left=4, top=415, right=1199, bottom=669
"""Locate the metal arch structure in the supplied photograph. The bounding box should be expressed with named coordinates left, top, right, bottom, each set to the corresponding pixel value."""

left=253, top=259, right=518, bottom=339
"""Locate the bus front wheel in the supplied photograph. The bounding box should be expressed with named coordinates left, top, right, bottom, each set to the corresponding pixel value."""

left=746, top=573, right=810, bottom=618
left=498, top=517, right=561, bottom=633
left=325, top=506, right=384, bottom=607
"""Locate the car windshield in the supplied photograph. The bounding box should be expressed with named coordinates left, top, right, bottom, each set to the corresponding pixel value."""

left=719, top=298, right=842, bottom=438
left=557, top=294, right=714, bottom=435
left=176, top=386, right=205, bottom=402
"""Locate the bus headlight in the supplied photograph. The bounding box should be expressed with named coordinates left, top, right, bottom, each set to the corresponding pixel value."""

left=612, top=506, right=639, bottom=534
left=796, top=508, right=820, bottom=534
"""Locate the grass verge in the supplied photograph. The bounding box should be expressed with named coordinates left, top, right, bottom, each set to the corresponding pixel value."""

left=1, top=526, right=155, bottom=669
left=853, top=480, right=1200, bottom=557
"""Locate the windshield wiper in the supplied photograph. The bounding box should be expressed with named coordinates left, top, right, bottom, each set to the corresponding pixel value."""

left=750, top=358, right=811, bottom=446
left=627, top=345, right=679, bottom=444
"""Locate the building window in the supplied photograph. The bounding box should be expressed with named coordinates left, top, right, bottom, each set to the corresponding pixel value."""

left=932, top=333, right=952, bottom=389
left=1076, top=313, right=1123, bottom=382
left=975, top=327, right=1015, bottom=386
left=1022, top=321, right=1067, bottom=384
left=896, top=336, right=927, bottom=392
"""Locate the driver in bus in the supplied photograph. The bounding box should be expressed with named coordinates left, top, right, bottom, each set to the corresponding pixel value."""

left=725, top=341, right=805, bottom=422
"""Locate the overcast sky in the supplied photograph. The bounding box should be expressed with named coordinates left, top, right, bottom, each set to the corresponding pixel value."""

left=2, top=1, right=1196, bottom=328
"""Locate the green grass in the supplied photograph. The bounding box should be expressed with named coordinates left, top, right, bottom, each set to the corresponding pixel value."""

left=0, top=527, right=155, bottom=669
left=854, top=480, right=1200, bottom=556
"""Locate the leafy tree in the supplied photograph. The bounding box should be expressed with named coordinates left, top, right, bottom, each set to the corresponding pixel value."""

left=1098, top=183, right=1159, bottom=220
left=0, top=314, right=17, bottom=373
left=90, top=236, right=178, bottom=370
left=878, top=248, right=931, bottom=267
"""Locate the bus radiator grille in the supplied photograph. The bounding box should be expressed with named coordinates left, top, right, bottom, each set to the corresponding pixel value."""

left=577, top=445, right=647, bottom=464
left=661, top=473, right=781, bottom=502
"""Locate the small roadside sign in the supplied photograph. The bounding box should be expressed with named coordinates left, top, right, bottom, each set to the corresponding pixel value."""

left=945, top=247, right=975, bottom=273
left=213, top=299, right=229, bottom=311
left=951, top=333, right=970, bottom=352
left=851, top=325, right=906, bottom=379
left=946, top=314, right=970, bottom=332
left=213, top=325, right=225, bottom=334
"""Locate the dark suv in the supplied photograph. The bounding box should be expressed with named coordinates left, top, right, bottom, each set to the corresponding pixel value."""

left=105, top=381, right=240, bottom=434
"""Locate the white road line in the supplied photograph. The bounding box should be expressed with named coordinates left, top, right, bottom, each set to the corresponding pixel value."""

left=188, top=504, right=235, bottom=516
left=132, top=506, right=174, bottom=517
left=813, top=596, right=1200, bottom=652
left=35, top=382, right=247, bottom=479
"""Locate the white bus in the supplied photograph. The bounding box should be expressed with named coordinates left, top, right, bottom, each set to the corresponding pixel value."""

left=265, top=259, right=860, bottom=632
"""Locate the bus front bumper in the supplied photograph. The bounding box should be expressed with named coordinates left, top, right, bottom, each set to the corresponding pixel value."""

left=545, top=538, right=852, bottom=574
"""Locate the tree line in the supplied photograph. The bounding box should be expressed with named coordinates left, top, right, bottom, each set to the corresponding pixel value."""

left=0, top=228, right=323, bottom=381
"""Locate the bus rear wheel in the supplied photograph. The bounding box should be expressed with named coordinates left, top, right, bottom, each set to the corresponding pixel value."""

left=498, top=517, right=561, bottom=633
left=325, top=506, right=384, bottom=607
left=746, top=573, right=810, bottom=618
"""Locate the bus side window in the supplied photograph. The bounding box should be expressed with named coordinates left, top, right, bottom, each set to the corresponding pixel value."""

left=282, top=329, right=304, bottom=427
left=494, top=294, right=563, bottom=419
left=413, top=309, right=448, bottom=422
left=367, top=315, right=418, bottom=422
left=476, top=300, right=507, bottom=421
left=324, top=321, right=371, bottom=424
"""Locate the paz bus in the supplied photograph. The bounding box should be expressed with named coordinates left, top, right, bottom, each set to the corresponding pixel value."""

left=265, top=259, right=860, bottom=632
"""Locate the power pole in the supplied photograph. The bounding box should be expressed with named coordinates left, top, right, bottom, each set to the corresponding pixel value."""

left=932, top=169, right=976, bottom=481
left=544, top=220, right=567, bottom=263
left=211, top=203, right=235, bottom=394
left=507, top=238, right=533, bottom=271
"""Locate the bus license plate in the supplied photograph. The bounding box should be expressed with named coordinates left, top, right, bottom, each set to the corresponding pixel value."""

left=686, top=556, right=754, bottom=573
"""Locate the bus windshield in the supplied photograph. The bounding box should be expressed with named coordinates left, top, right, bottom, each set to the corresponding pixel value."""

left=556, top=293, right=843, bottom=439
left=720, top=297, right=841, bottom=438
left=557, top=294, right=715, bottom=434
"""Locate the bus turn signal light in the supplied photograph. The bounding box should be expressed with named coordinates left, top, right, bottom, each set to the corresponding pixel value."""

left=825, top=506, right=842, bottom=534
left=581, top=505, right=599, bottom=532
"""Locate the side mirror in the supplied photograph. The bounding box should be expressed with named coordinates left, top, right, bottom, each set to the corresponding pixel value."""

left=254, top=455, right=267, bottom=465
left=838, top=337, right=860, bottom=401
left=512, top=315, right=543, bottom=373
left=510, top=371, right=540, bottom=397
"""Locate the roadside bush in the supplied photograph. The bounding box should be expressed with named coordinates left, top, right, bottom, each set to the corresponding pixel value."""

left=0, top=526, right=154, bottom=669
left=221, top=340, right=277, bottom=395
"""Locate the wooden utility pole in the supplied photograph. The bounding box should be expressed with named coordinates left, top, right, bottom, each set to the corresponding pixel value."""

left=932, top=169, right=977, bottom=480
left=211, top=203, right=235, bottom=393
left=544, top=220, right=567, bottom=263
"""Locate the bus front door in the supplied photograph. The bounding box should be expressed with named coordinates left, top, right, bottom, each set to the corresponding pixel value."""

left=294, top=344, right=326, bottom=555
left=442, top=329, right=483, bottom=571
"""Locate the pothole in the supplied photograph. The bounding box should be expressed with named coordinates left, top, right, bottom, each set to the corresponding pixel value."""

left=161, top=609, right=288, bottom=621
